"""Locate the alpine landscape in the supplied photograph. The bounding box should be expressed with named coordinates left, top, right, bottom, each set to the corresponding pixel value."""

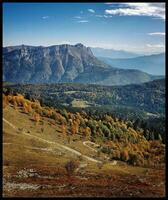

left=2, top=2, right=166, bottom=198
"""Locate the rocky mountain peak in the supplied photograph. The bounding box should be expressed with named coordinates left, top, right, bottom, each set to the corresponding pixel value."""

left=3, top=43, right=160, bottom=85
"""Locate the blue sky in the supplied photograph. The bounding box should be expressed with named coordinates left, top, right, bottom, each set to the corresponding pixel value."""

left=3, top=3, right=165, bottom=54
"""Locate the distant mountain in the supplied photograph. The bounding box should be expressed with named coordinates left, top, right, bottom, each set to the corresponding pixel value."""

left=99, top=53, right=165, bottom=75
left=91, top=47, right=141, bottom=59
left=3, top=44, right=162, bottom=86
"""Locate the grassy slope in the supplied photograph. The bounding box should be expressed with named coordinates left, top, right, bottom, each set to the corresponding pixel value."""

left=3, top=103, right=165, bottom=197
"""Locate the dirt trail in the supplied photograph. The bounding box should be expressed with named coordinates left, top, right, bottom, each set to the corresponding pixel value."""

left=83, top=141, right=117, bottom=165
left=83, top=141, right=100, bottom=152
left=3, top=118, right=102, bottom=163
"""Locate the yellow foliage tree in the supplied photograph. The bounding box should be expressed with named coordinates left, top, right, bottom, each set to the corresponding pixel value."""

left=23, top=102, right=28, bottom=113
left=83, top=127, right=91, bottom=138
left=33, top=112, right=40, bottom=125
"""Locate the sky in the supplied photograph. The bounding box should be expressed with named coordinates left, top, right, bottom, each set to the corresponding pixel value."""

left=3, top=2, right=165, bottom=54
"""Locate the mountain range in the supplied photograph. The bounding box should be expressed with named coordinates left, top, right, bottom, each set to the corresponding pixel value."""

left=99, top=53, right=165, bottom=75
left=91, top=47, right=141, bottom=59
left=3, top=44, right=163, bottom=86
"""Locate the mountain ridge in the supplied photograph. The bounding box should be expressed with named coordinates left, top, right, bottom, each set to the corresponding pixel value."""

left=99, top=53, right=165, bottom=75
left=91, top=47, right=141, bottom=59
left=3, top=44, right=162, bottom=86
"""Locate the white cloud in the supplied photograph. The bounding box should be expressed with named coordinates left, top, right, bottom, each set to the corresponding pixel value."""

left=105, top=3, right=165, bottom=20
left=74, top=16, right=82, bottom=19
left=148, top=32, right=165, bottom=36
left=42, top=16, right=49, bottom=19
left=95, top=14, right=112, bottom=18
left=88, top=9, right=95, bottom=13
left=104, top=15, right=112, bottom=18
left=77, top=20, right=89, bottom=23
left=146, top=43, right=165, bottom=48
left=95, top=14, right=104, bottom=18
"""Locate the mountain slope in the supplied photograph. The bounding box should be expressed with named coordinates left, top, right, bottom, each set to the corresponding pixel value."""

left=3, top=93, right=165, bottom=197
left=3, top=44, right=161, bottom=86
left=99, top=53, right=165, bottom=75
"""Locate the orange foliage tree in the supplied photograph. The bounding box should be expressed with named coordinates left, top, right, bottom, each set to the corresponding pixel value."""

left=121, top=150, right=129, bottom=162
left=27, top=103, right=32, bottom=113
left=61, top=124, right=67, bottom=136
left=71, top=121, right=79, bottom=135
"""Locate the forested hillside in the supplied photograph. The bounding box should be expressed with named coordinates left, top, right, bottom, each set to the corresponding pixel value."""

left=3, top=92, right=165, bottom=167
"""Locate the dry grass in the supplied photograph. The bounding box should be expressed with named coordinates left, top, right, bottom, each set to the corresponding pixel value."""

left=3, top=104, right=165, bottom=197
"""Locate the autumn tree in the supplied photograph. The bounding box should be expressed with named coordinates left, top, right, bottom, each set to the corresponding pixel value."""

left=71, top=121, right=79, bottom=135
left=83, top=127, right=91, bottom=138
left=61, top=124, right=67, bottom=136
left=121, top=150, right=129, bottom=162
left=13, top=100, right=17, bottom=109
left=23, top=102, right=29, bottom=113
left=7, top=95, right=12, bottom=102
left=48, top=110, right=53, bottom=118
left=33, top=112, right=40, bottom=125
left=15, top=95, right=24, bottom=106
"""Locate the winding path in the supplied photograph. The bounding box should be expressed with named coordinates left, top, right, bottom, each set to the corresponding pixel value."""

left=83, top=141, right=100, bottom=152
left=3, top=118, right=102, bottom=163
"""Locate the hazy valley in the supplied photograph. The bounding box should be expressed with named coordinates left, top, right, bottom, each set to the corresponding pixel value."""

left=99, top=53, right=165, bottom=75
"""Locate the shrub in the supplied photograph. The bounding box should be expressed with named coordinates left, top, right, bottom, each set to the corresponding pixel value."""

left=59, top=109, right=69, bottom=120
left=111, top=150, right=121, bottom=160
left=101, top=146, right=111, bottom=154
left=97, top=162, right=104, bottom=169
left=128, top=152, right=144, bottom=166
left=65, top=160, right=79, bottom=176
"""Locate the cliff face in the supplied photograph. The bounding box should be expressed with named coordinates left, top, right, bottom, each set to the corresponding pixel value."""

left=3, top=44, right=160, bottom=85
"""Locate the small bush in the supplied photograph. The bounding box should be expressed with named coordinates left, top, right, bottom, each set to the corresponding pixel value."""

left=128, top=152, right=144, bottom=166
left=101, top=146, right=111, bottom=154
left=65, top=160, right=79, bottom=176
